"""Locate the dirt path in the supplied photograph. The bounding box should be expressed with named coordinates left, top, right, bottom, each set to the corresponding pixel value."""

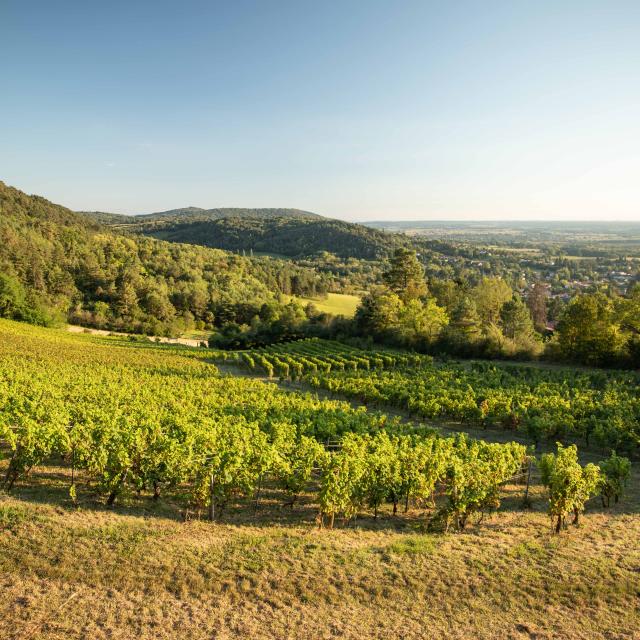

left=67, top=324, right=206, bottom=348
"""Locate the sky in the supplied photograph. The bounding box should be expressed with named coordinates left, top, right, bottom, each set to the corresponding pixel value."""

left=1, top=0, right=639, bottom=221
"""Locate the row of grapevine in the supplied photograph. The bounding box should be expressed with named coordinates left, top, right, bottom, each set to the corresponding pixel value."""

left=306, top=360, right=640, bottom=454
left=318, top=432, right=527, bottom=530
left=212, top=338, right=430, bottom=379
left=1, top=322, right=630, bottom=533
left=0, top=321, right=527, bottom=529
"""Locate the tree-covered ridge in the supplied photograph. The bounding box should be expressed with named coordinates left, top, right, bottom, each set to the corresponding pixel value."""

left=0, top=181, right=330, bottom=335
left=125, top=215, right=405, bottom=260
left=83, top=196, right=640, bottom=309
left=80, top=206, right=321, bottom=225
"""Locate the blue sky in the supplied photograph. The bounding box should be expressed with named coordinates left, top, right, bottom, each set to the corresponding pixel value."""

left=1, top=1, right=639, bottom=220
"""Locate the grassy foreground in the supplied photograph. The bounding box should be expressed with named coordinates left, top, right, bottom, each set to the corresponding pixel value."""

left=1, top=466, right=639, bottom=640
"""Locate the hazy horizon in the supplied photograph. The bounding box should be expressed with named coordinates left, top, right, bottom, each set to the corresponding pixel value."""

left=2, top=1, right=639, bottom=222
left=5, top=177, right=640, bottom=224
left=4, top=176, right=640, bottom=224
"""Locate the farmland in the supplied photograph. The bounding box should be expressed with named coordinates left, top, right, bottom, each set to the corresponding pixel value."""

left=213, top=338, right=640, bottom=455
left=285, top=293, right=361, bottom=317
left=1, top=321, right=639, bottom=639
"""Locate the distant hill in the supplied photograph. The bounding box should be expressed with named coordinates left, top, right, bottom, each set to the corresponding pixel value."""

left=84, top=205, right=406, bottom=260
left=77, top=210, right=133, bottom=224
left=125, top=215, right=404, bottom=260
left=80, top=206, right=322, bottom=225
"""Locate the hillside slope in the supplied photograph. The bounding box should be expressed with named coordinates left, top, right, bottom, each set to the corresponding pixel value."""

left=0, top=181, right=317, bottom=334
left=126, top=215, right=404, bottom=260
left=1, top=321, right=638, bottom=640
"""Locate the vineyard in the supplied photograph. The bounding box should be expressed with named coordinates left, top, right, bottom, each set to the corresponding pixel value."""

left=211, top=338, right=640, bottom=455
left=2, top=321, right=638, bottom=639
left=0, top=321, right=539, bottom=529
left=303, top=354, right=640, bottom=454
left=211, top=337, right=430, bottom=378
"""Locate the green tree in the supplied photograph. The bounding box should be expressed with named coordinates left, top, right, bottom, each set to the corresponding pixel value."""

left=0, top=273, right=54, bottom=326
left=395, top=298, right=449, bottom=347
left=356, top=290, right=447, bottom=348
left=383, top=248, right=428, bottom=302
left=443, top=296, right=482, bottom=348
left=615, top=285, right=640, bottom=365
left=500, top=294, right=536, bottom=340
left=472, top=277, right=512, bottom=325
left=526, top=282, right=549, bottom=332
left=355, top=289, right=404, bottom=337
left=556, top=293, right=624, bottom=366
left=0, top=273, right=27, bottom=320
left=430, top=278, right=462, bottom=314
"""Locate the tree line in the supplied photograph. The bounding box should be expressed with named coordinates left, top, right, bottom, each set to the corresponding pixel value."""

left=354, top=248, right=640, bottom=368
left=2, top=181, right=639, bottom=368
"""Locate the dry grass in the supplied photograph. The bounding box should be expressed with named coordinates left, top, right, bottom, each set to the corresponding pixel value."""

left=2, top=462, right=639, bottom=640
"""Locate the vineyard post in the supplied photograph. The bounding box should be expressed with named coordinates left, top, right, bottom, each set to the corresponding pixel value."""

left=522, top=457, right=533, bottom=508
left=70, top=447, right=77, bottom=507
left=209, top=473, right=216, bottom=521
left=253, top=474, right=263, bottom=514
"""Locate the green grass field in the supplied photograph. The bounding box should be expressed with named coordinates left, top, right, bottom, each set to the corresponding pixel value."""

left=287, top=292, right=361, bottom=317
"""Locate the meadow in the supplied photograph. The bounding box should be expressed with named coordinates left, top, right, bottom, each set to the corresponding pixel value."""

left=285, top=292, right=361, bottom=317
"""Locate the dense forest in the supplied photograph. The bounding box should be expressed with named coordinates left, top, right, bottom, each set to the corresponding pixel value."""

left=113, top=215, right=404, bottom=261
left=93, top=201, right=640, bottom=303
left=0, top=182, right=336, bottom=335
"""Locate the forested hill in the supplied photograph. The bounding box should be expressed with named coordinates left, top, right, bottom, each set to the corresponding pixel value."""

left=113, top=214, right=406, bottom=260
left=80, top=206, right=321, bottom=225
left=0, top=181, right=329, bottom=335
